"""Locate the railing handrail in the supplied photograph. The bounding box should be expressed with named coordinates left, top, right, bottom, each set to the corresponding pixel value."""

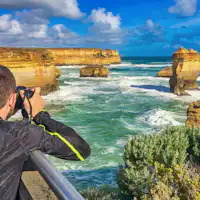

left=29, top=150, right=85, bottom=200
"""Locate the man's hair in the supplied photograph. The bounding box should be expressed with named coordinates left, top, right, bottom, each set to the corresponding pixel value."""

left=0, top=65, right=16, bottom=109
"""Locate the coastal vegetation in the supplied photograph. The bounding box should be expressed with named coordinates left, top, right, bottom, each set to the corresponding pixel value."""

left=81, top=126, right=200, bottom=200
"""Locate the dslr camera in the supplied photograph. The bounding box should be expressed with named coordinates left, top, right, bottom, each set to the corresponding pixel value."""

left=15, top=86, right=34, bottom=110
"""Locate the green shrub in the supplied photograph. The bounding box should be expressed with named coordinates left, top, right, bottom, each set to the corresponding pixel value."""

left=80, top=186, right=119, bottom=200
left=148, top=162, right=200, bottom=200
left=186, top=127, right=200, bottom=163
left=123, top=126, right=190, bottom=168
left=117, top=126, right=200, bottom=199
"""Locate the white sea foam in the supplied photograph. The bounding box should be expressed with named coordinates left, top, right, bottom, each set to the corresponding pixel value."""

left=60, top=73, right=79, bottom=79
left=132, top=64, right=171, bottom=67
left=118, top=76, right=200, bottom=103
left=116, top=138, right=127, bottom=147
left=120, top=117, right=153, bottom=134
left=138, top=109, right=185, bottom=126
left=43, top=85, right=91, bottom=104
left=108, top=62, right=133, bottom=68
left=44, top=78, right=120, bottom=105
left=119, top=76, right=169, bottom=81
left=109, top=63, right=171, bottom=68
left=185, top=90, right=200, bottom=99
left=150, top=62, right=172, bottom=64
left=101, top=147, right=118, bottom=154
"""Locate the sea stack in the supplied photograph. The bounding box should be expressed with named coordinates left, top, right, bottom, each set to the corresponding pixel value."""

left=169, top=47, right=200, bottom=95
left=80, top=65, right=109, bottom=77
left=157, top=67, right=173, bottom=77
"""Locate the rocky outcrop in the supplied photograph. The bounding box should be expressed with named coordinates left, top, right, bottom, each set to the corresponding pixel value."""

left=80, top=65, right=109, bottom=77
left=0, top=48, right=59, bottom=95
left=186, top=100, right=200, bottom=128
left=48, top=48, right=121, bottom=65
left=157, top=67, right=173, bottom=77
left=169, top=47, right=200, bottom=95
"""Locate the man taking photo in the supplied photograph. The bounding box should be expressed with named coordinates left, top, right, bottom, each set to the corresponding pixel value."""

left=0, top=66, right=91, bottom=200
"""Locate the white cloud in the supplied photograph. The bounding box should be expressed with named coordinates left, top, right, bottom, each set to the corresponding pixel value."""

left=0, top=6, right=124, bottom=48
left=130, top=20, right=165, bottom=45
left=146, top=20, right=154, bottom=29
left=84, top=8, right=124, bottom=45
left=173, top=44, right=182, bottom=49
left=15, top=9, right=49, bottom=24
left=168, top=0, right=197, bottom=16
left=171, top=16, right=200, bottom=28
left=52, top=24, right=78, bottom=39
left=0, top=0, right=84, bottom=19
left=0, top=13, right=81, bottom=47
left=0, top=14, right=22, bottom=35
left=143, top=20, right=164, bottom=36
left=90, top=8, right=121, bottom=33
left=9, top=20, right=22, bottom=35
left=0, top=15, right=12, bottom=32
left=28, top=24, right=47, bottom=38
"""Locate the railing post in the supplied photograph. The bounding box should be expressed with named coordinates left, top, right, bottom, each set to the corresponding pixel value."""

left=29, top=150, right=85, bottom=200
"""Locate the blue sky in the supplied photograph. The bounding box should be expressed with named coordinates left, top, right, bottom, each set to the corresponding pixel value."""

left=0, top=0, right=199, bottom=56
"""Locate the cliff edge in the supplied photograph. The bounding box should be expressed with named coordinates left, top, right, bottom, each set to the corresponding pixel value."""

left=48, top=48, right=121, bottom=65
left=0, top=47, right=120, bottom=94
left=0, top=47, right=59, bottom=95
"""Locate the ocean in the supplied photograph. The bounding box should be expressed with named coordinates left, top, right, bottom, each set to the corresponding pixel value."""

left=15, top=57, right=200, bottom=190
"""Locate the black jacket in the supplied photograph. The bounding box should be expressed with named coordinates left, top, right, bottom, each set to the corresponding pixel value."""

left=0, top=111, right=91, bottom=200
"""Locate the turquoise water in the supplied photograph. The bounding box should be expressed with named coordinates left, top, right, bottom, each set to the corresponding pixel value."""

left=30, top=57, right=200, bottom=190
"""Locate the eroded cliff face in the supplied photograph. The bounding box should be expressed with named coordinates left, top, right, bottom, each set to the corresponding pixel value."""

left=186, top=100, right=200, bottom=128
left=0, top=47, right=120, bottom=94
left=0, top=48, right=58, bottom=95
left=169, top=47, right=200, bottom=95
left=48, top=48, right=121, bottom=65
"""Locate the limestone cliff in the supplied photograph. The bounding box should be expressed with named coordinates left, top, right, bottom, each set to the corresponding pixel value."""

left=0, top=48, right=58, bottom=95
left=186, top=100, right=200, bottom=128
left=80, top=65, right=109, bottom=77
left=48, top=48, right=121, bottom=65
left=0, top=47, right=120, bottom=94
left=169, top=47, right=200, bottom=95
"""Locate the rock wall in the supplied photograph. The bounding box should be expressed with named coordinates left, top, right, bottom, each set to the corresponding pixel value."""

left=186, top=100, right=200, bottom=128
left=48, top=48, right=121, bottom=65
left=0, top=48, right=58, bottom=95
left=169, top=47, right=200, bottom=95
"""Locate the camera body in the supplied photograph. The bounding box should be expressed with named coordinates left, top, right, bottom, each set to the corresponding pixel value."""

left=15, top=86, right=34, bottom=110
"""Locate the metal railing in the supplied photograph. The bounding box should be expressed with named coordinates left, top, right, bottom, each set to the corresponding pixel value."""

left=20, top=150, right=85, bottom=200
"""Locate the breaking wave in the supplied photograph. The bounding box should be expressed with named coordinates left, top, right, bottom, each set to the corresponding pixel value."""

left=138, top=109, right=185, bottom=126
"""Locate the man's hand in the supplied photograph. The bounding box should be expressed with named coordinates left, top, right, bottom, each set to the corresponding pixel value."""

left=20, top=87, right=45, bottom=118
